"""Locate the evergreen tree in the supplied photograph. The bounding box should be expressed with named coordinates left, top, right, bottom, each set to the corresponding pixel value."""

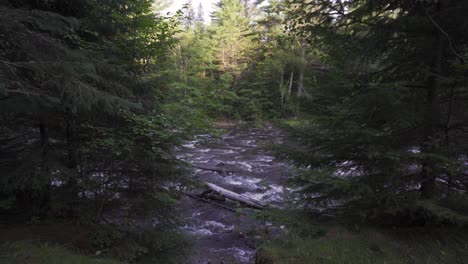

left=211, top=0, right=255, bottom=74
left=195, top=2, right=204, bottom=24
left=231, top=0, right=316, bottom=118
left=0, top=0, right=183, bottom=228
left=182, top=0, right=195, bottom=29
left=281, top=0, right=468, bottom=223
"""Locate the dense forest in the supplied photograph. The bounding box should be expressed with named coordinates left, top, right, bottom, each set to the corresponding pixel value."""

left=0, top=0, right=467, bottom=263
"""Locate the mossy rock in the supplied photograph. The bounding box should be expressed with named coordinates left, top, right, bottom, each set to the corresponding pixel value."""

left=255, top=248, right=275, bottom=264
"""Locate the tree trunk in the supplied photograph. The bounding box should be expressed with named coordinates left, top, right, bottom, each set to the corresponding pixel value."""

left=444, top=86, right=455, bottom=196
left=38, top=117, right=50, bottom=216
left=280, top=70, right=284, bottom=107
left=15, top=118, right=50, bottom=217
left=288, top=71, right=294, bottom=96
left=297, top=42, right=305, bottom=97
left=39, top=119, right=49, bottom=159
left=420, top=5, right=445, bottom=199
left=66, top=117, right=77, bottom=169
left=65, top=115, right=79, bottom=217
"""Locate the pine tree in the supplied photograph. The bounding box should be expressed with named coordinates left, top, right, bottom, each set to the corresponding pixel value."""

left=211, top=0, right=255, bottom=74
left=196, top=2, right=204, bottom=23
left=182, top=0, right=196, bottom=29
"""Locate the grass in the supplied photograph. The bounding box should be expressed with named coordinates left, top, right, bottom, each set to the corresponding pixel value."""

left=256, top=211, right=468, bottom=264
left=0, top=241, right=123, bottom=264
left=276, top=117, right=311, bottom=129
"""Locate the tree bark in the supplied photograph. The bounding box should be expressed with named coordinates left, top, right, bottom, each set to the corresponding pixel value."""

left=297, top=42, right=305, bottom=97
left=184, top=192, right=243, bottom=213
left=288, top=71, right=294, bottom=96
left=280, top=69, right=284, bottom=107
left=205, top=182, right=264, bottom=209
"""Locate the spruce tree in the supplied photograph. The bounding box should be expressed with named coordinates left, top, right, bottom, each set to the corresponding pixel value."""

left=281, top=0, right=468, bottom=224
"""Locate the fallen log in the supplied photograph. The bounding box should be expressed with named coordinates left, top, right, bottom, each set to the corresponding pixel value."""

left=191, top=164, right=238, bottom=174
left=204, top=182, right=264, bottom=209
left=183, top=192, right=241, bottom=213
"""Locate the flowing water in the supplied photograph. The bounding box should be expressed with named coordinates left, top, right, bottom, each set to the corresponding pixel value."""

left=176, top=126, right=293, bottom=263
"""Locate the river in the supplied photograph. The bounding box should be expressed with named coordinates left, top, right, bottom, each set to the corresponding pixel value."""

left=176, top=125, right=293, bottom=263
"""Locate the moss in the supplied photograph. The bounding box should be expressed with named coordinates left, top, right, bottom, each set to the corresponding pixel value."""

left=0, top=241, right=122, bottom=264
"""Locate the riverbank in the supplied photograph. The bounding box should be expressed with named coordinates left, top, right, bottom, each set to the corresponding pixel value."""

left=0, top=222, right=122, bottom=263
left=255, top=209, right=468, bottom=264
left=2, top=123, right=467, bottom=264
left=0, top=221, right=189, bottom=263
left=0, top=241, right=122, bottom=264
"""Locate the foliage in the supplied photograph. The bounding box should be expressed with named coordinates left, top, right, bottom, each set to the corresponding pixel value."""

left=165, top=0, right=318, bottom=121
left=278, top=0, right=468, bottom=223
left=90, top=225, right=191, bottom=263
left=2, top=0, right=468, bottom=260
left=0, top=241, right=122, bottom=264
left=0, top=0, right=188, bottom=261
left=257, top=212, right=468, bottom=264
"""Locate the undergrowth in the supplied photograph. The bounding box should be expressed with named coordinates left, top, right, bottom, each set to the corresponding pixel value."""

left=0, top=241, right=122, bottom=264
left=256, top=210, right=468, bottom=264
